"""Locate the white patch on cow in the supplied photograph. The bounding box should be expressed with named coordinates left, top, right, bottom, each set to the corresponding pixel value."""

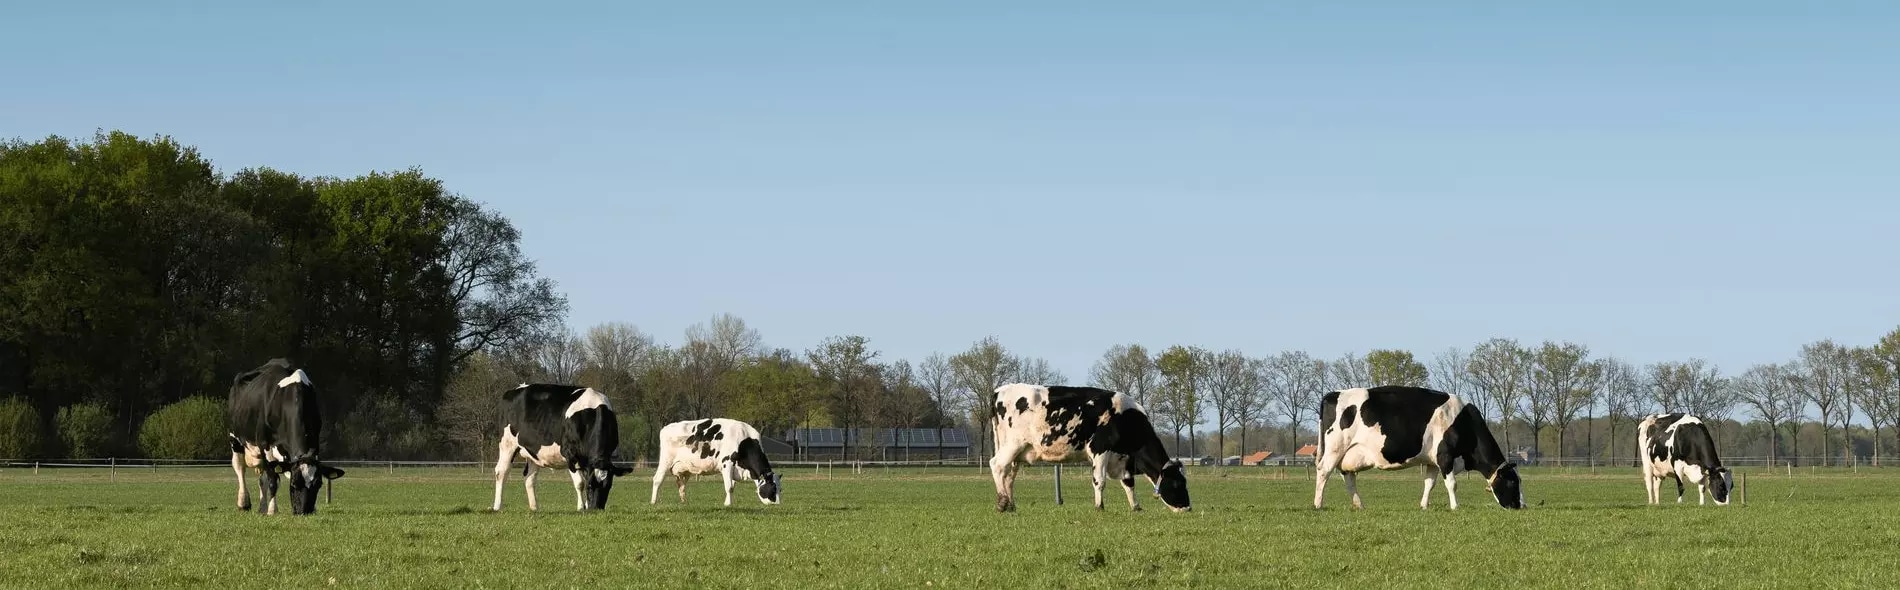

left=527, top=443, right=567, bottom=468
left=277, top=369, right=311, bottom=389
left=563, top=388, right=610, bottom=417
left=266, top=446, right=287, bottom=463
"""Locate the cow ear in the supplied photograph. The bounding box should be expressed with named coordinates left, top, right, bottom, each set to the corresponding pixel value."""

left=321, top=466, right=346, bottom=480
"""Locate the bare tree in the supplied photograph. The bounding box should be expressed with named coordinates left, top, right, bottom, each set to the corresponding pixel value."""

left=1677, top=362, right=1731, bottom=421
left=1647, top=359, right=1704, bottom=413
left=1596, top=357, right=1643, bottom=465
left=1263, top=351, right=1329, bottom=452
left=950, top=336, right=1020, bottom=457
left=1527, top=341, right=1599, bottom=459
left=1205, top=350, right=1263, bottom=458
left=685, top=313, right=762, bottom=368
left=1011, top=356, right=1066, bottom=385
left=1328, top=352, right=1371, bottom=389
left=1466, top=338, right=1531, bottom=450
left=581, top=321, right=654, bottom=409
left=918, top=352, right=960, bottom=458
left=1734, top=362, right=1801, bottom=466
left=1089, top=344, right=1160, bottom=404
left=1796, top=340, right=1853, bottom=466
left=534, top=331, right=586, bottom=384
left=1431, top=347, right=1478, bottom=411
left=1235, top=357, right=1273, bottom=456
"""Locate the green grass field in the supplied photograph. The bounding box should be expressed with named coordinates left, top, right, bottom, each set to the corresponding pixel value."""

left=1, top=464, right=1895, bottom=589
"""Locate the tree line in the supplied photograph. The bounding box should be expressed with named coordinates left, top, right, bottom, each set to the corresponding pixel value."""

left=4, top=132, right=1895, bottom=467
left=0, top=131, right=565, bottom=459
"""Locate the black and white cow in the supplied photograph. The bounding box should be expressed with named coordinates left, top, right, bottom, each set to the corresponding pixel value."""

left=988, top=383, right=1190, bottom=513
left=491, top=384, right=634, bottom=511
left=227, top=358, right=346, bottom=515
left=1315, top=385, right=1524, bottom=510
left=650, top=418, right=782, bottom=506
left=1639, top=412, right=1733, bottom=506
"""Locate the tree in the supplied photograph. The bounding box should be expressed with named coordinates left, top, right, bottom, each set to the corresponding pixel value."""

left=808, top=335, right=879, bottom=460
left=949, top=336, right=1019, bottom=458
left=685, top=313, right=762, bottom=368
left=1466, top=338, right=1532, bottom=450
left=1155, top=345, right=1211, bottom=457
left=1867, top=327, right=1900, bottom=462
left=1527, top=341, right=1599, bottom=458
left=138, top=397, right=227, bottom=459
left=0, top=397, right=40, bottom=459
left=1011, top=356, right=1066, bottom=385
left=534, top=331, right=587, bottom=385
left=1676, top=362, right=1731, bottom=421
left=1848, top=347, right=1892, bottom=466
left=1733, top=362, right=1801, bottom=466
left=1328, top=352, right=1371, bottom=389
left=1430, top=347, right=1477, bottom=410
left=441, top=196, right=569, bottom=371
left=57, top=403, right=114, bottom=457
left=1596, top=357, right=1644, bottom=464
left=1089, top=344, right=1160, bottom=404
left=918, top=353, right=960, bottom=457
left=1263, top=351, right=1328, bottom=452
left=1236, top=356, right=1274, bottom=456
left=580, top=322, right=655, bottom=410
left=1796, top=340, right=1853, bottom=466
left=1365, top=349, right=1429, bottom=387
left=1205, top=350, right=1264, bottom=457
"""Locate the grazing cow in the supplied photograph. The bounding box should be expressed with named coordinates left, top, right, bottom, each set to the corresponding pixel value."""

left=491, top=384, right=634, bottom=511
left=650, top=418, right=782, bottom=506
left=226, top=358, right=346, bottom=515
left=1638, top=412, right=1733, bottom=506
left=1314, top=385, right=1524, bottom=510
left=988, top=383, right=1190, bottom=513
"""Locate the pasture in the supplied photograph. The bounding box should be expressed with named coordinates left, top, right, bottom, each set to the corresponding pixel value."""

left=1, top=464, right=1895, bottom=589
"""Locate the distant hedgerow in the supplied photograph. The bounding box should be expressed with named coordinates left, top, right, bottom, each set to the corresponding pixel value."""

left=139, top=397, right=227, bottom=460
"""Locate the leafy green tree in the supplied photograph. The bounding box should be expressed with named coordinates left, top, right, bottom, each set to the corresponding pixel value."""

left=1365, top=349, right=1429, bottom=387
left=1089, top=344, right=1160, bottom=404
left=0, top=398, right=41, bottom=459
left=57, top=403, right=114, bottom=457
left=139, top=397, right=227, bottom=459
left=1155, top=345, right=1211, bottom=457
left=1526, top=341, right=1598, bottom=457
left=1466, top=338, right=1531, bottom=449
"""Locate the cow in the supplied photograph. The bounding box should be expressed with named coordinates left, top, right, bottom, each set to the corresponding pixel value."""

left=988, top=383, right=1190, bottom=513
left=1638, top=412, right=1733, bottom=506
left=650, top=418, right=782, bottom=506
left=491, top=384, right=634, bottom=511
left=1314, top=385, right=1524, bottom=510
left=226, top=358, right=346, bottom=515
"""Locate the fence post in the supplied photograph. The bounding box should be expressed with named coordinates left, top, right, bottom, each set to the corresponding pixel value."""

left=34, top=462, right=39, bottom=475
left=1053, top=465, right=1063, bottom=505
left=1740, top=472, right=1747, bottom=506
left=111, top=458, right=117, bottom=482
left=389, top=461, right=394, bottom=475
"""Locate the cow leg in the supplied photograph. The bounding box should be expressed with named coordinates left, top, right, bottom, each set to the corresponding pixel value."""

left=722, top=464, right=737, bottom=507
left=1343, top=471, right=1364, bottom=510
left=523, top=462, right=540, bottom=511
left=1313, top=450, right=1341, bottom=509
left=1642, top=469, right=1655, bottom=505
left=677, top=473, right=689, bottom=504
left=1443, top=470, right=1460, bottom=510
left=650, top=445, right=673, bottom=505
left=231, top=451, right=252, bottom=511
left=1119, top=476, right=1142, bottom=511
left=570, top=469, right=587, bottom=511
left=989, top=450, right=1021, bottom=512
left=1696, top=479, right=1707, bottom=506
left=1089, top=454, right=1111, bottom=510
left=492, top=440, right=514, bottom=512
left=1420, top=466, right=1440, bottom=510
left=261, top=470, right=281, bottom=515
left=1674, top=474, right=1685, bottom=504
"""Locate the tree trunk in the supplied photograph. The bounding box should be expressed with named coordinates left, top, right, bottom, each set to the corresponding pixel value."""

left=1606, top=420, right=1618, bottom=467
left=1553, top=424, right=1565, bottom=466
left=1766, top=420, right=1778, bottom=468
left=1791, top=422, right=1801, bottom=467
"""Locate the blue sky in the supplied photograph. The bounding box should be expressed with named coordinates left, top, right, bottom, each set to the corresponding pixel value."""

left=5, top=1, right=1897, bottom=385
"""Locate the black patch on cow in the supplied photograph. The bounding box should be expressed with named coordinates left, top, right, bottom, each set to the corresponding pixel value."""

left=1015, top=398, right=1030, bottom=414
left=1356, top=386, right=1450, bottom=465
left=1340, top=405, right=1357, bottom=429
left=1645, top=413, right=1689, bottom=463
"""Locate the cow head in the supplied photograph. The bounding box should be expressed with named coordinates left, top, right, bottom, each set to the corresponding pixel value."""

left=1151, top=459, right=1191, bottom=512
left=578, top=459, right=636, bottom=510
left=1485, top=463, right=1524, bottom=509
left=1708, top=466, right=1733, bottom=506
left=278, top=460, right=345, bottom=515
left=755, top=472, right=782, bottom=505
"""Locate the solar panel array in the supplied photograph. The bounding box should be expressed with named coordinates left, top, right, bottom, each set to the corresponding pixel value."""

left=783, top=427, right=971, bottom=448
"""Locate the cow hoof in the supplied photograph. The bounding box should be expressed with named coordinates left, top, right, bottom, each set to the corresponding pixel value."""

left=1131, top=505, right=1142, bottom=512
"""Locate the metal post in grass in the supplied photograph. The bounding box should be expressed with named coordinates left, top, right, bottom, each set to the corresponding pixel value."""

left=1053, top=465, right=1063, bottom=505
left=1740, top=472, right=1746, bottom=505
left=111, top=458, right=117, bottom=482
